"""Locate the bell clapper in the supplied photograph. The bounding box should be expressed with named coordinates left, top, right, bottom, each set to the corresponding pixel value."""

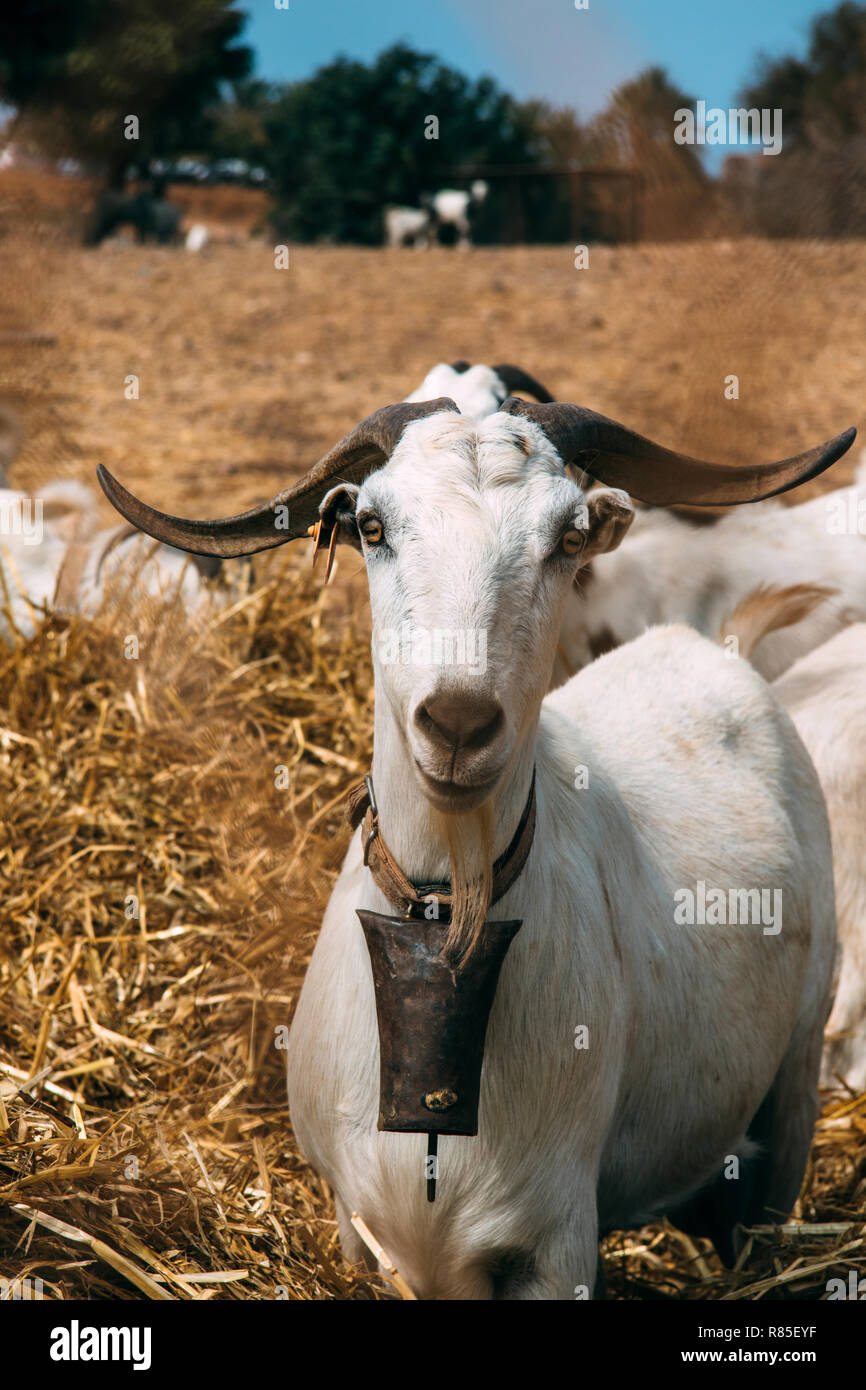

left=426, top=1132, right=438, bottom=1203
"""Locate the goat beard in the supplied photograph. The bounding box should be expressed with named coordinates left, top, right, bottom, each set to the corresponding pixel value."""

left=432, top=800, right=495, bottom=963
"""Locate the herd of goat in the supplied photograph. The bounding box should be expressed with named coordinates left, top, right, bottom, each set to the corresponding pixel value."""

left=3, top=361, right=865, bottom=1299
left=83, top=180, right=490, bottom=251
left=384, top=181, right=490, bottom=249
left=0, top=404, right=218, bottom=641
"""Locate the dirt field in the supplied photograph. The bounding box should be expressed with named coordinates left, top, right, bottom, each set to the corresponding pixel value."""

left=5, top=223, right=866, bottom=652
left=1, top=205, right=865, bottom=1300
left=5, top=221, right=866, bottom=632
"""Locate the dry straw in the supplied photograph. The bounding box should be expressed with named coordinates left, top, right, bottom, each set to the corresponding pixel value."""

left=0, top=553, right=386, bottom=1299
left=0, top=554, right=862, bottom=1300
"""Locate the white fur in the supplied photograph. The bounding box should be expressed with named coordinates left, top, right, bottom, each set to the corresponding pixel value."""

left=404, top=363, right=510, bottom=421
left=286, top=410, right=836, bottom=1299
left=773, top=623, right=866, bottom=1090
left=0, top=486, right=78, bottom=638
left=428, top=184, right=487, bottom=248
left=384, top=205, right=430, bottom=248
left=0, top=479, right=219, bottom=641
left=185, top=223, right=209, bottom=253
left=385, top=184, right=488, bottom=249
left=558, top=456, right=866, bottom=682
left=76, top=528, right=215, bottom=616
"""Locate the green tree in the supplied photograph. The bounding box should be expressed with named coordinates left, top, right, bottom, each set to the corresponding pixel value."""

left=265, top=43, right=542, bottom=244
left=0, top=0, right=251, bottom=183
left=587, top=66, right=706, bottom=182
left=207, top=78, right=279, bottom=166
left=516, top=100, right=588, bottom=168
left=741, top=1, right=866, bottom=149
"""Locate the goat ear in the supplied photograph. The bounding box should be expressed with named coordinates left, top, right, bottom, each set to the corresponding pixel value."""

left=581, top=488, right=634, bottom=564
left=319, top=484, right=362, bottom=551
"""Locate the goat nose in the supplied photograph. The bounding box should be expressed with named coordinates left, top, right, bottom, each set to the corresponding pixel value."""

left=416, top=692, right=504, bottom=750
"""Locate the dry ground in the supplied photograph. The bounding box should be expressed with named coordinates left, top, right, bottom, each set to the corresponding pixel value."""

left=0, top=194, right=864, bottom=1299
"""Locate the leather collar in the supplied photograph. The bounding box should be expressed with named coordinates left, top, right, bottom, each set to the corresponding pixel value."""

left=346, top=769, right=536, bottom=921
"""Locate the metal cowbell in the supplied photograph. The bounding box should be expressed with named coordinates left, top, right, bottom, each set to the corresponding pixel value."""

left=357, top=909, right=522, bottom=1137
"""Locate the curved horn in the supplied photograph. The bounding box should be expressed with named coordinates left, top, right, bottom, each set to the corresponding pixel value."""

left=491, top=364, right=555, bottom=404
left=96, top=397, right=459, bottom=558
left=501, top=398, right=856, bottom=506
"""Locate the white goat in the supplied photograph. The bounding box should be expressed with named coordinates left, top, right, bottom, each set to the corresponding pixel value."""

left=185, top=223, right=209, bottom=253
left=0, top=480, right=90, bottom=639
left=428, top=181, right=489, bottom=248
left=0, top=477, right=220, bottom=642
left=404, top=360, right=554, bottom=421
left=557, top=456, right=866, bottom=682
left=97, top=395, right=852, bottom=1299
left=384, top=205, right=431, bottom=248
left=385, top=183, right=489, bottom=250
left=76, top=526, right=221, bottom=616
left=722, top=592, right=866, bottom=1093
left=772, top=623, right=866, bottom=1091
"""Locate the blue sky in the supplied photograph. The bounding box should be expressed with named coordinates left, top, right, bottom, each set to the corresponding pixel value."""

left=245, top=0, right=828, bottom=121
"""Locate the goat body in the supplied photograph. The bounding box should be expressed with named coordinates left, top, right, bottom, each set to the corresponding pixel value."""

left=405, top=363, right=511, bottom=421
left=384, top=205, right=431, bottom=248
left=0, top=479, right=219, bottom=640
left=558, top=461, right=866, bottom=682
left=773, top=623, right=866, bottom=1091
left=385, top=184, right=488, bottom=249
left=287, top=412, right=836, bottom=1299
left=92, top=394, right=849, bottom=1299
left=428, top=183, right=488, bottom=248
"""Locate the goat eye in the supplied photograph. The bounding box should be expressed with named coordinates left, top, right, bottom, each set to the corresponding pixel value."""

left=361, top=518, right=384, bottom=545
left=561, top=529, right=585, bottom=557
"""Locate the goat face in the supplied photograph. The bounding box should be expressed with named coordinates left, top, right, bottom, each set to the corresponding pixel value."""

left=95, top=399, right=853, bottom=793
left=354, top=412, right=633, bottom=811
